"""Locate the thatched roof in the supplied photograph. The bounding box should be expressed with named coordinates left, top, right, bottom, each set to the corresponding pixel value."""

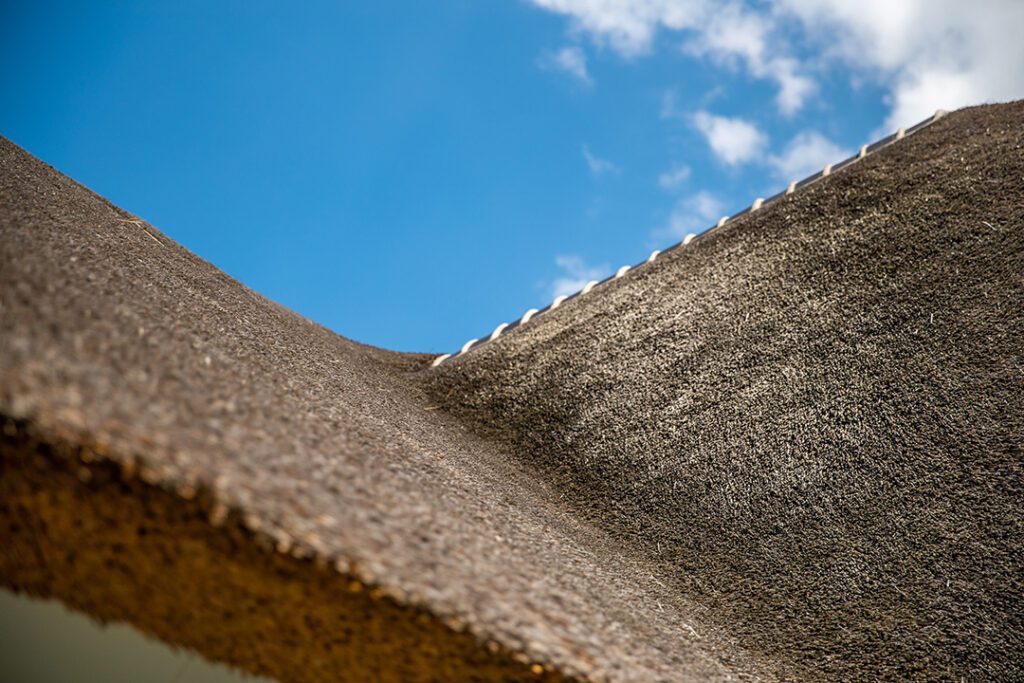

left=2, top=101, right=1022, bottom=682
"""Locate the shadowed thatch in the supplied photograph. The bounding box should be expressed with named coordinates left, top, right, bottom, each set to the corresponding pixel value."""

left=2, top=101, right=1022, bottom=682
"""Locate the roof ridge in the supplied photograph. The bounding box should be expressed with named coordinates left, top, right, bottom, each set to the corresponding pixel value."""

left=431, top=109, right=948, bottom=367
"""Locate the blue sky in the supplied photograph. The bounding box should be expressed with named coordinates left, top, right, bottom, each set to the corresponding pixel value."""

left=2, top=1, right=1021, bottom=353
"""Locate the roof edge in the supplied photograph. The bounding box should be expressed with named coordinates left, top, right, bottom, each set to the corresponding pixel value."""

left=431, top=109, right=948, bottom=367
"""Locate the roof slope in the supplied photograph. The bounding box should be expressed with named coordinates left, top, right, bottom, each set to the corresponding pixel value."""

left=2, top=101, right=1023, bottom=682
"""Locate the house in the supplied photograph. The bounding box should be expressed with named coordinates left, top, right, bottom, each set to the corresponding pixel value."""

left=2, top=101, right=1022, bottom=682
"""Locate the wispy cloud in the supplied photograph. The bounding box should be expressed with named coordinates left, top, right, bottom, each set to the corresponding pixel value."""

left=662, top=85, right=725, bottom=119
left=688, top=4, right=815, bottom=115
left=549, top=254, right=611, bottom=299
left=540, top=45, right=593, bottom=85
left=659, top=88, right=689, bottom=121
left=769, top=131, right=849, bottom=181
left=691, top=110, right=767, bottom=166
left=582, top=144, right=619, bottom=176
left=529, top=0, right=814, bottom=114
left=529, top=0, right=705, bottom=57
left=659, top=190, right=725, bottom=240
left=658, top=165, right=691, bottom=190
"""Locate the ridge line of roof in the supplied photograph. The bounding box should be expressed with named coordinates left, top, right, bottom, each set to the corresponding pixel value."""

left=430, top=109, right=948, bottom=368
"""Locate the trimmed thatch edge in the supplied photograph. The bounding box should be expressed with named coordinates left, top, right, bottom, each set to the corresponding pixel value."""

left=0, top=416, right=573, bottom=683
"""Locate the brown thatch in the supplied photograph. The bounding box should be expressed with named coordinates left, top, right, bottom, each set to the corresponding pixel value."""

left=2, top=101, right=1022, bottom=682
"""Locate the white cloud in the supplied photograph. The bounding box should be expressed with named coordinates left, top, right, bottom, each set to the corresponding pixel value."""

left=658, top=165, right=691, bottom=190
left=541, top=45, right=593, bottom=85
left=691, top=111, right=767, bottom=166
left=659, top=190, right=725, bottom=239
left=776, top=0, right=1024, bottom=128
left=530, top=0, right=1024, bottom=126
left=683, top=4, right=815, bottom=115
left=550, top=255, right=610, bottom=298
left=529, top=0, right=815, bottom=113
left=530, top=0, right=707, bottom=57
left=582, top=144, right=618, bottom=175
left=768, top=131, right=849, bottom=181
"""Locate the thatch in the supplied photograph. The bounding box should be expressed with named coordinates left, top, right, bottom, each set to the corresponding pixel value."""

left=2, top=101, right=1022, bottom=682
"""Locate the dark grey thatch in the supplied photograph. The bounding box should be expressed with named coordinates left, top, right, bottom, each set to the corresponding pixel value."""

left=1, top=101, right=1022, bottom=682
